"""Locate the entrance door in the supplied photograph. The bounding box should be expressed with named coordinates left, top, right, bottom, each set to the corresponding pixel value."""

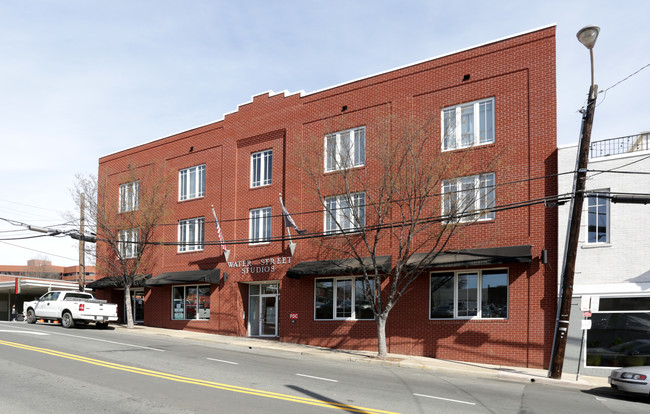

left=248, top=283, right=278, bottom=337
left=125, top=290, right=145, bottom=324
left=132, top=291, right=144, bottom=323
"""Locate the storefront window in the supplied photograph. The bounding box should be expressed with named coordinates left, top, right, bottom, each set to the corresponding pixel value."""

left=586, top=297, right=650, bottom=367
left=172, top=285, right=210, bottom=320
left=430, top=269, right=508, bottom=319
left=314, top=277, right=374, bottom=320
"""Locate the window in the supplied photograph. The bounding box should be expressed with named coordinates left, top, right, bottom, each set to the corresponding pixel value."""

left=119, top=181, right=139, bottom=212
left=430, top=269, right=508, bottom=319
left=442, top=173, right=495, bottom=221
left=250, top=207, right=271, bottom=244
left=179, top=165, right=205, bottom=201
left=324, top=192, right=366, bottom=234
left=172, top=285, right=210, bottom=320
left=315, top=277, right=375, bottom=320
left=587, top=191, right=610, bottom=244
left=251, top=149, right=273, bottom=188
left=178, top=217, right=204, bottom=252
left=586, top=297, right=650, bottom=367
left=442, top=98, right=494, bottom=150
left=118, top=228, right=139, bottom=259
left=325, top=127, right=366, bottom=172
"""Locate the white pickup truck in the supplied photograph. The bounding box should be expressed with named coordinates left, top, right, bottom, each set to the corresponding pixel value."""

left=23, top=290, right=118, bottom=329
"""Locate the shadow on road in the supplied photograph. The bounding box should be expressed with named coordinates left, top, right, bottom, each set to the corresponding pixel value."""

left=581, top=386, right=650, bottom=404
left=285, top=384, right=376, bottom=414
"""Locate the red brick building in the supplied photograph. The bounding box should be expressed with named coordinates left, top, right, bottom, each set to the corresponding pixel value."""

left=94, top=26, right=557, bottom=368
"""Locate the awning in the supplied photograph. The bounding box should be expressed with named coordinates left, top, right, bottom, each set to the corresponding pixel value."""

left=145, top=269, right=221, bottom=286
left=406, top=245, right=532, bottom=270
left=286, top=256, right=391, bottom=279
left=87, top=275, right=151, bottom=289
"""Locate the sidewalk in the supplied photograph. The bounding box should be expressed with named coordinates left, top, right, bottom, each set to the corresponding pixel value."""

left=114, top=324, right=610, bottom=389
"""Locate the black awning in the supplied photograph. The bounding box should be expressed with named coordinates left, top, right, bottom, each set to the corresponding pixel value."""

left=87, top=275, right=151, bottom=289
left=286, top=256, right=391, bottom=279
left=406, top=245, right=532, bottom=270
left=145, top=269, right=221, bottom=286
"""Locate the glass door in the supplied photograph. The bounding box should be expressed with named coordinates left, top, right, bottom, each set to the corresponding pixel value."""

left=248, top=283, right=278, bottom=337
left=126, top=290, right=145, bottom=324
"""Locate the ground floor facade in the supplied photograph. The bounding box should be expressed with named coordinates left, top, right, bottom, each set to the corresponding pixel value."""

left=563, top=284, right=650, bottom=377
left=92, top=245, right=556, bottom=369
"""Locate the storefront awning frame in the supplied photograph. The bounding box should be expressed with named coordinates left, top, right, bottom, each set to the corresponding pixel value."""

left=145, top=269, right=221, bottom=286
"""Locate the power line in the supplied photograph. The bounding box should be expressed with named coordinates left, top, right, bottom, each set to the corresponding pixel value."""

left=0, top=240, right=78, bottom=262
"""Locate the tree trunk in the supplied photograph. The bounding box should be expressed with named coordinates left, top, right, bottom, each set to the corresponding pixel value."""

left=376, top=314, right=388, bottom=359
left=124, top=284, right=134, bottom=329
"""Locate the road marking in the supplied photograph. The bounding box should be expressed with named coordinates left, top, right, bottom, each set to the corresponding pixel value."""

left=207, top=357, right=239, bottom=365
left=296, top=373, right=339, bottom=383
left=413, top=393, right=476, bottom=405
left=3, top=326, right=164, bottom=352
left=0, top=339, right=396, bottom=414
left=0, top=329, right=49, bottom=336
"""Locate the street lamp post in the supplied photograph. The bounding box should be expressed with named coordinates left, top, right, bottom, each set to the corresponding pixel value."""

left=549, top=25, right=600, bottom=380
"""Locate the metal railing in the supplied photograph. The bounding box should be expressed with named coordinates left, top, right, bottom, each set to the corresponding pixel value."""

left=590, top=132, right=650, bottom=159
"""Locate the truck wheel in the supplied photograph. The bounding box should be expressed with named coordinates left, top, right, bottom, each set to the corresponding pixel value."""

left=96, top=322, right=109, bottom=329
left=61, top=312, right=75, bottom=329
left=26, top=309, right=36, bottom=324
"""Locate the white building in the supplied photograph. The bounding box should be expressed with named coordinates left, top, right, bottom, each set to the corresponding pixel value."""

left=558, top=132, right=650, bottom=376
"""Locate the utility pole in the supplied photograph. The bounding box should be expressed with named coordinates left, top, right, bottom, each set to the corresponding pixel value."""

left=79, top=193, right=86, bottom=292
left=549, top=25, right=600, bottom=380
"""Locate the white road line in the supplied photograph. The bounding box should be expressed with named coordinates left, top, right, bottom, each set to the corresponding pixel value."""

left=0, top=329, right=49, bottom=335
left=413, top=393, right=476, bottom=405
left=207, top=358, right=239, bottom=365
left=295, top=373, right=338, bottom=383
left=1, top=325, right=165, bottom=352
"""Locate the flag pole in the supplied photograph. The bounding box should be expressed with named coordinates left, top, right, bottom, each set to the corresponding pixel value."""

left=280, top=193, right=297, bottom=256
left=211, top=205, right=230, bottom=261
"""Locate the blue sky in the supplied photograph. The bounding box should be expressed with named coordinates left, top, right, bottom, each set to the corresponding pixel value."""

left=1, top=0, right=649, bottom=267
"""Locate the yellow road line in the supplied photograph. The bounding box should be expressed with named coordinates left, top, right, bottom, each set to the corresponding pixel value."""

left=0, top=339, right=400, bottom=414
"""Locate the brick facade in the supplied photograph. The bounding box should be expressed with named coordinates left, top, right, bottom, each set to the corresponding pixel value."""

left=95, top=26, right=557, bottom=368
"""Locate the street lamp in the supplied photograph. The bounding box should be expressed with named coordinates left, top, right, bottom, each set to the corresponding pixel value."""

left=549, top=25, right=600, bottom=380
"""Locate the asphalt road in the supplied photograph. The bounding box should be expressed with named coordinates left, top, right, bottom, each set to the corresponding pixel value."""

left=0, top=321, right=648, bottom=413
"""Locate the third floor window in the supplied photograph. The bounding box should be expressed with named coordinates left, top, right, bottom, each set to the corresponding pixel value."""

left=119, top=181, right=139, bottom=213
left=325, top=127, right=366, bottom=172
left=251, top=149, right=272, bottom=188
left=179, top=165, right=205, bottom=201
left=442, top=98, right=494, bottom=150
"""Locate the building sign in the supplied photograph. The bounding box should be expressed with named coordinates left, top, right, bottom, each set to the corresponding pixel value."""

left=227, top=256, right=293, bottom=274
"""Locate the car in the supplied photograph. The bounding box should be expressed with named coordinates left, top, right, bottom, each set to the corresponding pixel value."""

left=609, top=365, right=650, bottom=397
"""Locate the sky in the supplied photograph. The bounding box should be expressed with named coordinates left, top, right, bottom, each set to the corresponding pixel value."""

left=1, top=0, right=649, bottom=268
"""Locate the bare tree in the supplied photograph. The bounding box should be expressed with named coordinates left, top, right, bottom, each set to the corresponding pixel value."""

left=70, top=162, right=171, bottom=328
left=300, top=116, right=500, bottom=358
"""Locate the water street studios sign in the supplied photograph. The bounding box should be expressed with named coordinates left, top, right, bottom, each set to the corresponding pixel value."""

left=226, top=256, right=293, bottom=274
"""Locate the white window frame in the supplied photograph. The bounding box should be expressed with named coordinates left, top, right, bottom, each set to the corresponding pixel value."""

left=324, top=192, right=366, bottom=234
left=429, top=269, right=509, bottom=320
left=586, top=190, right=610, bottom=244
left=249, top=207, right=272, bottom=244
left=251, top=149, right=273, bottom=188
left=314, top=276, right=375, bottom=320
left=442, top=98, right=494, bottom=151
left=442, top=173, right=495, bottom=221
left=171, top=285, right=210, bottom=321
left=178, top=217, right=204, bottom=252
left=179, top=165, right=205, bottom=201
left=324, top=127, right=366, bottom=172
left=119, top=181, right=139, bottom=213
left=118, top=228, right=139, bottom=259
